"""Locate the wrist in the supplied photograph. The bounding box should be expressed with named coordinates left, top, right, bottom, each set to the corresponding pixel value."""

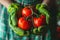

left=42, top=0, right=51, bottom=6
left=7, top=3, right=21, bottom=14
left=0, top=0, right=12, bottom=8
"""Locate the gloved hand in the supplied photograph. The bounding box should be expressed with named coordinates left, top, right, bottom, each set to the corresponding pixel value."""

left=8, top=3, right=30, bottom=36
left=36, top=4, right=50, bottom=24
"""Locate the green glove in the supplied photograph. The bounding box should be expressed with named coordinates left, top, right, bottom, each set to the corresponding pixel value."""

left=7, top=3, right=30, bottom=36
left=36, top=4, right=50, bottom=24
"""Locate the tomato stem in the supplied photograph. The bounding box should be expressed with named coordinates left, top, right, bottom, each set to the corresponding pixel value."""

left=33, top=12, right=39, bottom=17
left=30, top=8, right=39, bottom=17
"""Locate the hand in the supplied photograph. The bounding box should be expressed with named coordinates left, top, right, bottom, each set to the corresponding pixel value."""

left=42, top=0, right=54, bottom=7
left=0, top=0, right=12, bottom=8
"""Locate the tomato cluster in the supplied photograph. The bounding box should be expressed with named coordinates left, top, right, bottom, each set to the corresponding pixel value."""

left=18, top=7, right=46, bottom=31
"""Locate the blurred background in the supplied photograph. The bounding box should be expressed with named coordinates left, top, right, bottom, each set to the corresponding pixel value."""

left=56, top=0, right=60, bottom=40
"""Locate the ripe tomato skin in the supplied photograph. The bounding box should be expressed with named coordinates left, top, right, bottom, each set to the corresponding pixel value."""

left=40, top=14, right=46, bottom=24
left=18, top=17, right=30, bottom=30
left=40, top=14, right=46, bottom=20
left=22, top=7, right=32, bottom=17
left=33, top=17, right=43, bottom=27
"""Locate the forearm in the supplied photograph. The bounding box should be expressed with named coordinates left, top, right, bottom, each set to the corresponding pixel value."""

left=0, top=0, right=12, bottom=8
left=42, top=0, right=53, bottom=6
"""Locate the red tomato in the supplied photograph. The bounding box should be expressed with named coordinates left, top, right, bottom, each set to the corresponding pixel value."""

left=22, top=7, right=32, bottom=17
left=40, top=14, right=46, bottom=24
left=40, top=14, right=46, bottom=20
left=33, top=17, right=43, bottom=27
left=18, top=17, right=30, bottom=30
